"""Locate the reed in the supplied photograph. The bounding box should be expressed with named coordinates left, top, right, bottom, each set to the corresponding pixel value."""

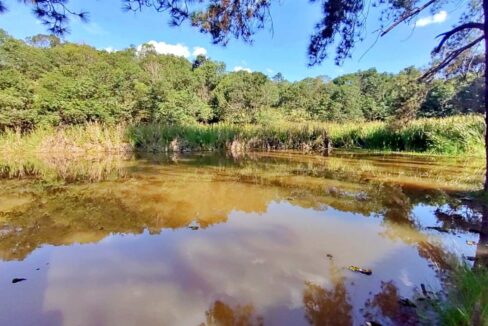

left=0, top=115, right=484, bottom=155
left=326, top=115, right=485, bottom=155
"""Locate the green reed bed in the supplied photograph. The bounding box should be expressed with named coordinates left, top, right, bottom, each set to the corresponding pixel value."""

left=127, top=123, right=330, bottom=153
left=327, top=115, right=485, bottom=155
left=0, top=115, right=484, bottom=155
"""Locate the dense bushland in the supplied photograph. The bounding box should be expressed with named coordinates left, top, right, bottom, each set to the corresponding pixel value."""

left=0, top=30, right=484, bottom=131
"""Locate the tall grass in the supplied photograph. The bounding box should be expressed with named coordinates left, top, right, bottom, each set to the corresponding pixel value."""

left=327, top=115, right=485, bottom=155
left=0, top=124, right=130, bottom=154
left=127, top=123, right=329, bottom=153
left=438, top=265, right=488, bottom=326
left=0, top=115, right=484, bottom=155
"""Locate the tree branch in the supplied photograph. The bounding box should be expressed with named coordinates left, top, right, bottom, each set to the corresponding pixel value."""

left=433, top=22, right=484, bottom=53
left=380, top=0, right=437, bottom=37
left=420, top=35, right=484, bottom=80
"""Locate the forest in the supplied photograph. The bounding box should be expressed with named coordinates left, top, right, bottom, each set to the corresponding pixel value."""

left=0, top=29, right=484, bottom=131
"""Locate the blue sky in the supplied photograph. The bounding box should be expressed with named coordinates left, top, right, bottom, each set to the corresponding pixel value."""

left=0, top=0, right=464, bottom=81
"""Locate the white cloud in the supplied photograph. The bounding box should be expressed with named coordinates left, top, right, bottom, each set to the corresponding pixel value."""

left=233, top=66, right=252, bottom=73
left=137, top=40, right=190, bottom=57
left=415, top=11, right=448, bottom=27
left=104, top=47, right=116, bottom=53
left=192, top=47, right=207, bottom=57
left=266, top=68, right=274, bottom=74
left=136, top=41, right=207, bottom=58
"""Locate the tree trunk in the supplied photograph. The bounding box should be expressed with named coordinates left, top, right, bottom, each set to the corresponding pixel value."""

left=484, top=0, right=488, bottom=191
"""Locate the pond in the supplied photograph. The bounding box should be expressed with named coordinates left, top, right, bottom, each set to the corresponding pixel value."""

left=0, top=151, right=486, bottom=326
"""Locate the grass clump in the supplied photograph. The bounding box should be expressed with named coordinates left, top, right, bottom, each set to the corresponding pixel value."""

left=439, top=265, right=488, bottom=326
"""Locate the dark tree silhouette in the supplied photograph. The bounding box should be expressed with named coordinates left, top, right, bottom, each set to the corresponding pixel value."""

left=1, top=0, right=486, bottom=188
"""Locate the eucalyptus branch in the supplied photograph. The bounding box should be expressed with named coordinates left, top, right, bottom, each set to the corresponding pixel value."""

left=380, top=0, right=437, bottom=37
left=433, top=22, right=484, bottom=53
left=421, top=35, right=484, bottom=80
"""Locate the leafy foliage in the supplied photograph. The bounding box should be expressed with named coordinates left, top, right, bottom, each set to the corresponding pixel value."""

left=0, top=31, right=483, bottom=131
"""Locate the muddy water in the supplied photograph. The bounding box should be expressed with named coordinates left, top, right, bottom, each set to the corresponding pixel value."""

left=0, top=151, right=485, bottom=326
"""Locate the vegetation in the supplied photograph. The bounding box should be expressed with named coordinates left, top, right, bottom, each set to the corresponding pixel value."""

left=0, top=30, right=484, bottom=158
left=439, top=265, right=488, bottom=326
left=1, top=115, right=484, bottom=156
left=0, top=30, right=484, bottom=132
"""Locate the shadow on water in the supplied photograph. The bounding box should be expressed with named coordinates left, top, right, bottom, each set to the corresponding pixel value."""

left=0, top=150, right=486, bottom=325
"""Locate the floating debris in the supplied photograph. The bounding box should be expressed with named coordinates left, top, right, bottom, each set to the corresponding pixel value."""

left=425, top=226, right=449, bottom=233
left=348, top=266, right=372, bottom=275
left=188, top=221, right=200, bottom=231
left=12, top=278, right=26, bottom=284
left=365, top=322, right=382, bottom=326
left=326, top=254, right=333, bottom=259
left=398, top=298, right=416, bottom=308
left=466, top=240, right=477, bottom=246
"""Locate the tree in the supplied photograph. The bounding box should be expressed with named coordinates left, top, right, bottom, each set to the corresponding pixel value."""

left=26, top=34, right=61, bottom=48
left=388, top=67, right=427, bottom=126
left=212, top=71, right=278, bottom=123
left=278, top=77, right=330, bottom=121
left=272, top=73, right=285, bottom=83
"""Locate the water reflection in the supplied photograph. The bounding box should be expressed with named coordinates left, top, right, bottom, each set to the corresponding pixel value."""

left=203, top=301, right=263, bottom=326
left=0, top=151, right=485, bottom=325
left=303, top=265, right=352, bottom=326
left=362, top=281, right=419, bottom=326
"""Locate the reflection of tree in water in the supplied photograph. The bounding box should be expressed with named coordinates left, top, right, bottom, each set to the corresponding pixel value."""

left=303, top=282, right=352, bottom=326
left=202, top=301, right=263, bottom=326
left=201, top=279, right=424, bottom=326
left=302, top=266, right=353, bottom=326
left=475, top=205, right=488, bottom=268
left=363, top=281, right=419, bottom=326
left=434, top=199, right=488, bottom=268
left=417, top=241, right=452, bottom=270
left=302, top=275, right=428, bottom=325
left=380, top=184, right=414, bottom=225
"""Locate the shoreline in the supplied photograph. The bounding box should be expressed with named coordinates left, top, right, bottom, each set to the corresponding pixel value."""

left=0, top=115, right=484, bottom=156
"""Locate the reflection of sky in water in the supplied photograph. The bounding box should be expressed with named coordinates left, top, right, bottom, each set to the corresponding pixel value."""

left=0, top=201, right=459, bottom=326
left=413, top=204, right=479, bottom=260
